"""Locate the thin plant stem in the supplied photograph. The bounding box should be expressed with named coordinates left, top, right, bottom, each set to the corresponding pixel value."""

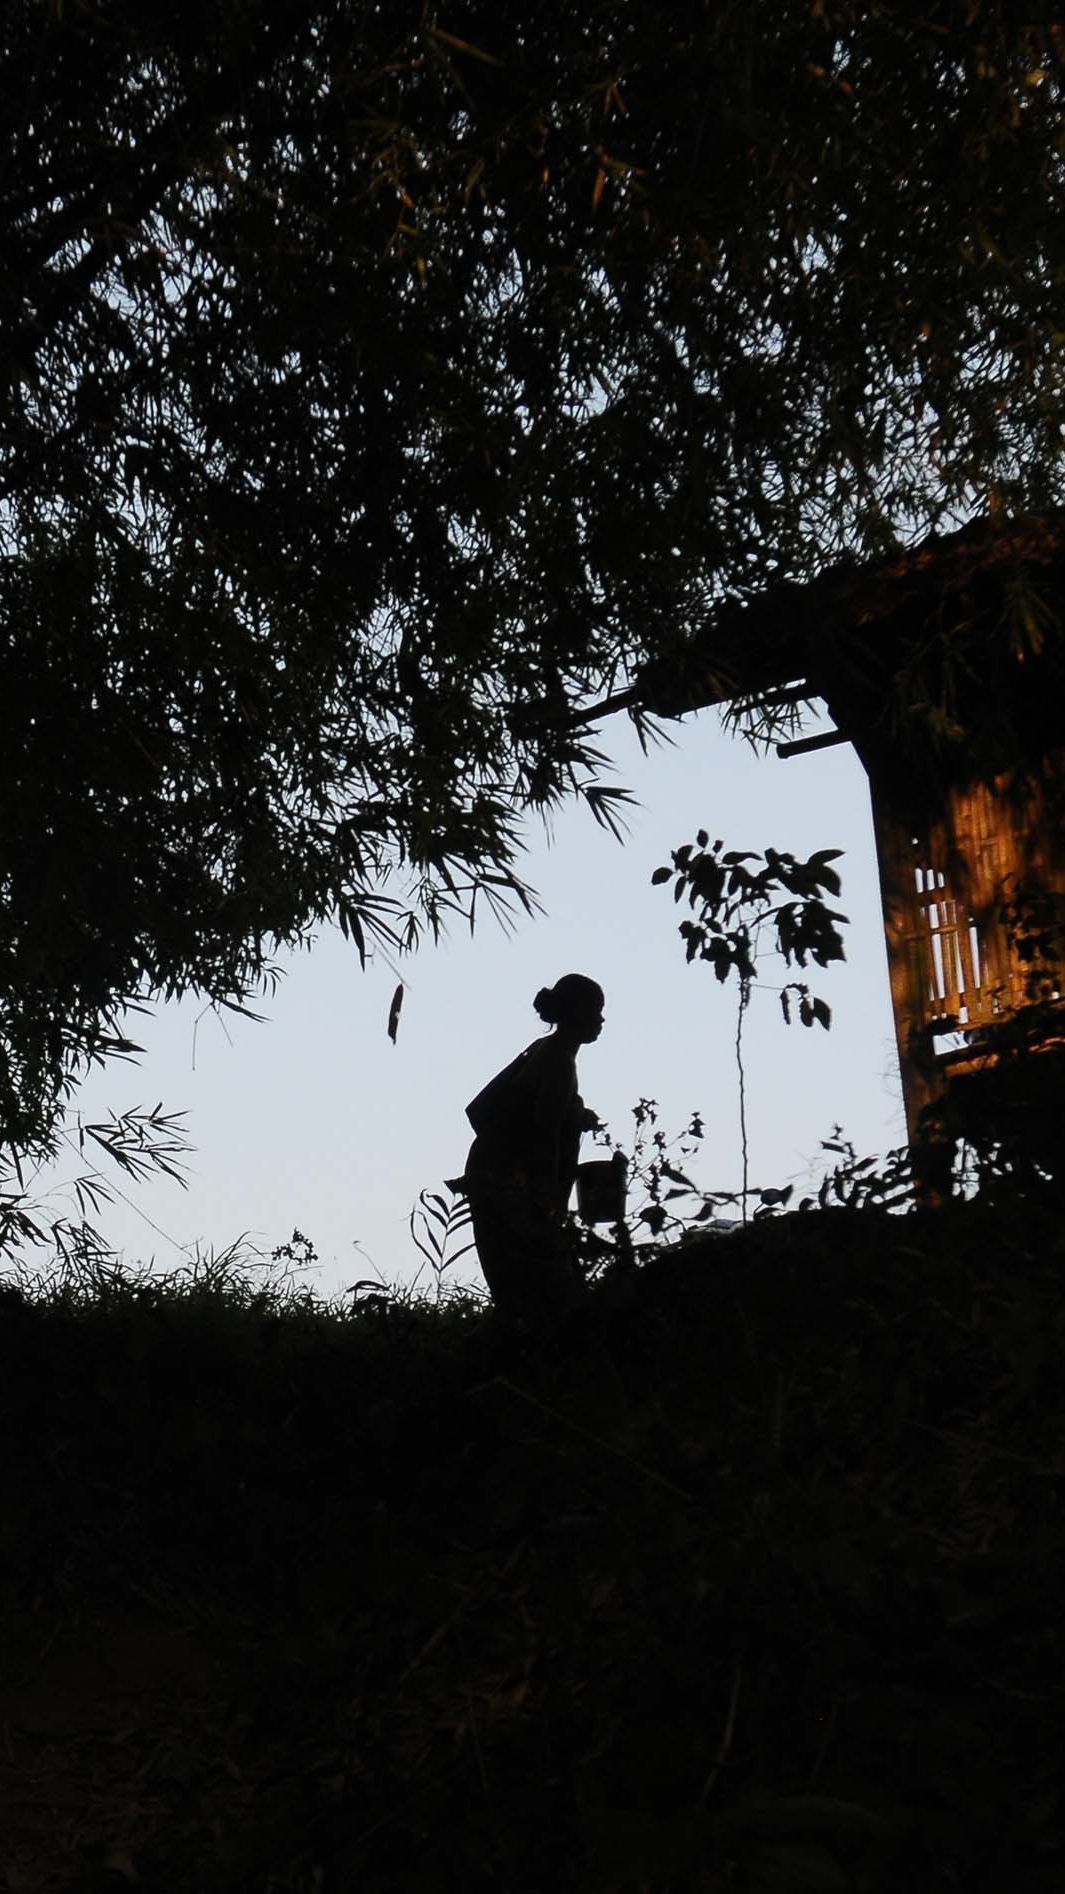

left=737, top=978, right=750, bottom=1225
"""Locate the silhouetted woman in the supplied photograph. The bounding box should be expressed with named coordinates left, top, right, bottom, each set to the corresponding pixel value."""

left=462, top=975, right=604, bottom=1324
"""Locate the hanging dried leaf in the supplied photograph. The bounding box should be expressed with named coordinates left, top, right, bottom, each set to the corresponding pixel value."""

left=387, top=984, right=405, bottom=1044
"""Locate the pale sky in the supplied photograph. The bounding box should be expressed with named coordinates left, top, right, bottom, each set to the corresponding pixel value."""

left=27, top=702, right=906, bottom=1300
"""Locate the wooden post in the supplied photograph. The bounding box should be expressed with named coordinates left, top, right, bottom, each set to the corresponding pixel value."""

left=867, top=786, right=955, bottom=1203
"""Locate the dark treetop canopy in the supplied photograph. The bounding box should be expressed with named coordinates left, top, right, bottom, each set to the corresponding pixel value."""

left=1, top=0, right=1063, bottom=1148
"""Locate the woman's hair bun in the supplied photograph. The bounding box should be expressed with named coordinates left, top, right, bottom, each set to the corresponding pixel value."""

left=533, top=974, right=603, bottom=1026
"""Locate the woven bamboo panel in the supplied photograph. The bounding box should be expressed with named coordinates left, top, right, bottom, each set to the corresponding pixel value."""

left=870, top=752, right=1065, bottom=1141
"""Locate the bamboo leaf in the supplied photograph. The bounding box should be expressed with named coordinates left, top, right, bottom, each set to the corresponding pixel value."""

left=387, top=983, right=404, bottom=1044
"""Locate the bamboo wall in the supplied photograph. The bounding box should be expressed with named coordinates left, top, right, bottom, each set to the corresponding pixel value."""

left=871, top=753, right=1065, bottom=1150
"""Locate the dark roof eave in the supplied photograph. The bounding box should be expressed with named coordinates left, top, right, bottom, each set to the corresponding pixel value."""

left=628, top=509, right=1065, bottom=721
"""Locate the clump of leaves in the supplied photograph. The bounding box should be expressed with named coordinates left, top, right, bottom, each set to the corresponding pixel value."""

left=583, top=1098, right=793, bottom=1251
left=577, top=1108, right=920, bottom=1271
left=652, top=835, right=852, bottom=1220
left=804, top=1128, right=915, bottom=1214
left=653, top=834, right=849, bottom=1026
left=409, top=1184, right=477, bottom=1303
left=0, top=1101, right=192, bottom=1270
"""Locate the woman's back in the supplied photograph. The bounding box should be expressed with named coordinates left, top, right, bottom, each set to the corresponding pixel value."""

left=466, top=1033, right=578, bottom=1173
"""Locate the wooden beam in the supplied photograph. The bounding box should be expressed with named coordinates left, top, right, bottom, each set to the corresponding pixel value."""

left=775, top=729, right=849, bottom=760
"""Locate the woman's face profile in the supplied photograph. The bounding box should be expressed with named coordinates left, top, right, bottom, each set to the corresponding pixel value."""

left=575, top=995, right=605, bottom=1043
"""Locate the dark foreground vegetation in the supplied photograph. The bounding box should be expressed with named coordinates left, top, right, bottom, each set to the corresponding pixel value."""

left=2, top=1196, right=1064, bottom=1893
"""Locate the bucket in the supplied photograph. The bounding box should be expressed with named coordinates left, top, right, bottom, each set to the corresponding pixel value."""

left=575, top=1152, right=628, bottom=1225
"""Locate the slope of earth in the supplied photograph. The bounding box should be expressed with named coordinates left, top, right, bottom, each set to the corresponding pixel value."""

left=1, top=1195, right=1063, bottom=1892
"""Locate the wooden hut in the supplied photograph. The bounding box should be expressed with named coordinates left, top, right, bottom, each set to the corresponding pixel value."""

left=613, top=511, right=1065, bottom=1196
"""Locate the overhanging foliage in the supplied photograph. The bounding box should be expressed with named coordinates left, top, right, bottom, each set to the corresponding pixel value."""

left=2, top=0, right=1064, bottom=1148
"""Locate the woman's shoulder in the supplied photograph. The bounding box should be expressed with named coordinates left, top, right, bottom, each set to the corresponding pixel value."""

left=519, top=1033, right=573, bottom=1069
left=519, top=1034, right=576, bottom=1092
